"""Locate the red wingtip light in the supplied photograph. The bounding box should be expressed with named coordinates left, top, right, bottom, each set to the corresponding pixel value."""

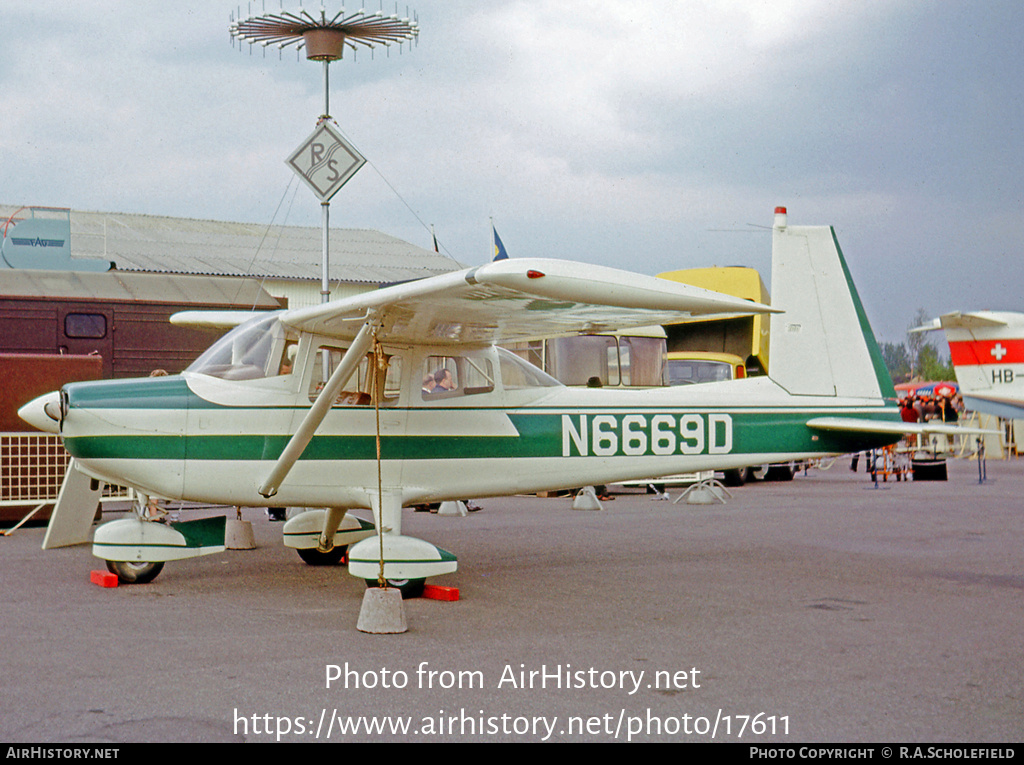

left=774, top=206, right=787, bottom=214
left=526, top=269, right=545, bottom=279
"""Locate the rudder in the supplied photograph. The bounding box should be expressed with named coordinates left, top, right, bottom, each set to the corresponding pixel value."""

left=768, top=207, right=895, bottom=400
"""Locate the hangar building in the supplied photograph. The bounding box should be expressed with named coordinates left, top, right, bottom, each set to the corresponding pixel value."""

left=0, top=203, right=462, bottom=521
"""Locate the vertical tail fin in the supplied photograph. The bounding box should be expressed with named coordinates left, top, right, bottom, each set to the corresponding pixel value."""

left=768, top=207, right=895, bottom=400
left=926, top=311, right=1024, bottom=419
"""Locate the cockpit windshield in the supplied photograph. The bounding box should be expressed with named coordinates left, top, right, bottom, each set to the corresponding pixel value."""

left=186, top=312, right=293, bottom=381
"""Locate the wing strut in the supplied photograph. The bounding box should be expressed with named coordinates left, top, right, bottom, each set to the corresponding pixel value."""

left=258, top=316, right=378, bottom=498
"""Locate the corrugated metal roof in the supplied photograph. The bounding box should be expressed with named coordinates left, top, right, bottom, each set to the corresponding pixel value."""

left=0, top=268, right=283, bottom=308
left=0, top=205, right=463, bottom=284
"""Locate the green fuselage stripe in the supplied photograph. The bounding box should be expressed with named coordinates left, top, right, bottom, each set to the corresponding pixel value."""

left=63, top=409, right=901, bottom=461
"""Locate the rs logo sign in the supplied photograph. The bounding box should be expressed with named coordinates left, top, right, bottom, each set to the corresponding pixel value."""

left=561, top=413, right=733, bottom=457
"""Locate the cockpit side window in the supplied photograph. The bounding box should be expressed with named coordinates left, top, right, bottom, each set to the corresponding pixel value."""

left=278, top=340, right=299, bottom=376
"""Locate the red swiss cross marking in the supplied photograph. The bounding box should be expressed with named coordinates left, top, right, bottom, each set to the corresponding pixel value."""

left=949, top=339, right=1024, bottom=366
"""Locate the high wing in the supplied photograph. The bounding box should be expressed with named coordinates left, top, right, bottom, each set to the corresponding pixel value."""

left=277, top=258, right=777, bottom=346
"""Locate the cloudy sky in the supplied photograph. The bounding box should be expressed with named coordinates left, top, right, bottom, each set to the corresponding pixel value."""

left=2, top=0, right=1022, bottom=343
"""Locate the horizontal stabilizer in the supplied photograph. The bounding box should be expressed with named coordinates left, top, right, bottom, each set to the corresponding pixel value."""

left=961, top=394, right=1024, bottom=421
left=911, top=311, right=1009, bottom=333
left=170, top=310, right=270, bottom=330
left=806, top=417, right=996, bottom=437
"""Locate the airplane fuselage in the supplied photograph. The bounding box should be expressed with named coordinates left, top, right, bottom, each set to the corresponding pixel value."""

left=14, top=211, right=923, bottom=586
left=56, top=364, right=900, bottom=510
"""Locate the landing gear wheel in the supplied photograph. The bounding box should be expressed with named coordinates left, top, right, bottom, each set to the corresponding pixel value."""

left=721, top=468, right=745, bottom=487
left=364, top=578, right=425, bottom=599
left=743, top=465, right=769, bottom=482
left=297, top=546, right=347, bottom=566
left=765, top=464, right=796, bottom=481
left=105, top=560, right=164, bottom=584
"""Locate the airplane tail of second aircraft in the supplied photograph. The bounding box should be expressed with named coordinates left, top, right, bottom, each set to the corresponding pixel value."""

left=767, top=207, right=896, bottom=403
left=915, top=310, right=1024, bottom=419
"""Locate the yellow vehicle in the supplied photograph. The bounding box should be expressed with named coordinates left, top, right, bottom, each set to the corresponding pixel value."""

left=658, top=266, right=770, bottom=377
left=666, top=350, right=746, bottom=386
left=659, top=267, right=796, bottom=485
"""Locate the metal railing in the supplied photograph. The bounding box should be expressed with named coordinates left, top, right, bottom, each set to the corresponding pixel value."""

left=1, top=432, right=71, bottom=506
left=1, top=433, right=131, bottom=530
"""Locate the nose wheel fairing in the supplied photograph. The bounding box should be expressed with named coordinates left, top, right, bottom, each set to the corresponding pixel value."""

left=92, top=515, right=226, bottom=563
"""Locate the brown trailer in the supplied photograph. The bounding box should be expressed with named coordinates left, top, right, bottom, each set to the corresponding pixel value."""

left=1, top=269, right=283, bottom=526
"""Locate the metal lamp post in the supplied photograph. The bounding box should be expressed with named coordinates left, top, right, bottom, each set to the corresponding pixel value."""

left=230, top=4, right=419, bottom=304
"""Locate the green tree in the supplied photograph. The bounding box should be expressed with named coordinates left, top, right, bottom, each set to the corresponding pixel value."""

left=917, top=344, right=955, bottom=381
left=906, top=308, right=930, bottom=379
left=903, top=308, right=954, bottom=381
left=881, top=341, right=911, bottom=383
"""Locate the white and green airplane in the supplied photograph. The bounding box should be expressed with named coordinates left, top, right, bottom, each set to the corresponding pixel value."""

left=19, top=207, right=959, bottom=593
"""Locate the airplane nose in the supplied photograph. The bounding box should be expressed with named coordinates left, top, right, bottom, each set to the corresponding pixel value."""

left=18, top=391, right=63, bottom=434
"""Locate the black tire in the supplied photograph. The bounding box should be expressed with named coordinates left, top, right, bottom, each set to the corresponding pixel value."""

left=721, top=468, right=745, bottom=487
left=297, top=546, right=347, bottom=566
left=105, top=560, right=164, bottom=584
left=765, top=464, right=796, bottom=481
left=743, top=465, right=769, bottom=482
left=364, top=578, right=425, bottom=599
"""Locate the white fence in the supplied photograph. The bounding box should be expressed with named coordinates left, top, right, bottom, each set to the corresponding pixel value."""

left=1, top=432, right=131, bottom=519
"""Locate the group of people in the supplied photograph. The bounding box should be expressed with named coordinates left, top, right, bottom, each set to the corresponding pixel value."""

left=899, top=392, right=962, bottom=423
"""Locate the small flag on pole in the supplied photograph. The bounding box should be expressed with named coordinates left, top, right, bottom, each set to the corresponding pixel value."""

left=492, top=224, right=509, bottom=261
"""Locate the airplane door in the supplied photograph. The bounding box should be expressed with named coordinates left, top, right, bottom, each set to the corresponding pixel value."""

left=300, top=344, right=409, bottom=493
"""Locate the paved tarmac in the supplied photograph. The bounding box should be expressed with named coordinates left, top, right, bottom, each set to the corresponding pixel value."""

left=1, top=456, right=1021, bottom=743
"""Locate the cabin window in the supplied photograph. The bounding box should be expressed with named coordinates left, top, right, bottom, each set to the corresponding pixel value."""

left=542, top=334, right=665, bottom=387
left=277, top=340, right=299, bottom=376
left=64, top=313, right=107, bottom=339
left=546, top=335, right=619, bottom=386
left=619, top=336, right=666, bottom=386
left=309, top=346, right=401, bottom=406
left=421, top=354, right=495, bottom=400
